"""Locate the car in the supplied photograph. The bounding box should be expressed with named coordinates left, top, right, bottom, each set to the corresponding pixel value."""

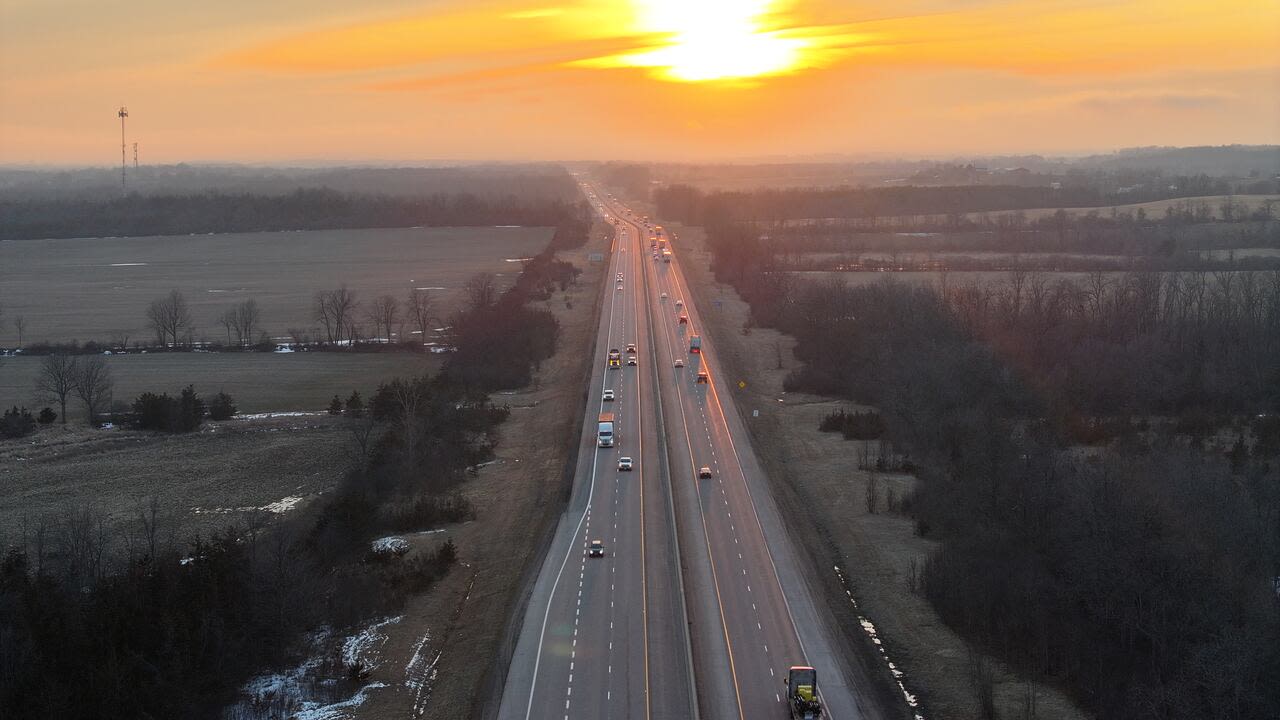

left=678, top=314, right=688, bottom=325
left=625, top=343, right=637, bottom=353
left=674, top=358, right=685, bottom=368
left=627, top=356, right=637, bottom=366
left=617, top=283, right=623, bottom=291
left=675, top=299, right=684, bottom=308
left=618, top=456, right=633, bottom=471
left=660, top=292, right=668, bottom=301
left=696, top=371, right=709, bottom=384
left=698, top=467, right=713, bottom=479
left=588, top=540, right=605, bottom=557
left=616, top=272, right=624, bottom=280
left=603, top=389, right=615, bottom=401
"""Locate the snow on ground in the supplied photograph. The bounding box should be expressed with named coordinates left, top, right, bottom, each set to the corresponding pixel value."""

left=405, top=631, right=441, bottom=717
left=371, top=537, right=410, bottom=556
left=291, top=683, right=389, bottom=720
left=342, top=616, right=402, bottom=672
left=193, top=495, right=306, bottom=515
left=227, top=615, right=412, bottom=720
left=237, top=411, right=326, bottom=420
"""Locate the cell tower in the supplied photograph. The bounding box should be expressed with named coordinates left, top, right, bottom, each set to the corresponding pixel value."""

left=118, top=106, right=129, bottom=194
left=133, top=142, right=138, bottom=169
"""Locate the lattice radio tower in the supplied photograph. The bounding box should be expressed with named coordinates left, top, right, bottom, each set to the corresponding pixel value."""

left=118, top=106, right=129, bottom=194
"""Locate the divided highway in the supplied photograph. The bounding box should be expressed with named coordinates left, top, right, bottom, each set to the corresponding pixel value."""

left=498, top=182, right=872, bottom=720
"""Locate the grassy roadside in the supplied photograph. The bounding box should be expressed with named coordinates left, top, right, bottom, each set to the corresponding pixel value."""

left=669, top=222, right=1090, bottom=720
left=348, top=220, right=612, bottom=719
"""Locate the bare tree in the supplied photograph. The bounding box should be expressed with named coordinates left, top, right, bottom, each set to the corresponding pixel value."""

left=315, top=287, right=358, bottom=344
left=74, top=355, right=114, bottom=425
left=406, top=289, right=436, bottom=345
left=234, top=298, right=261, bottom=347
left=36, top=354, right=79, bottom=424
left=14, top=315, right=26, bottom=348
left=367, top=294, right=400, bottom=343
left=218, top=308, right=236, bottom=346
left=146, top=289, right=194, bottom=347
left=464, top=272, right=498, bottom=310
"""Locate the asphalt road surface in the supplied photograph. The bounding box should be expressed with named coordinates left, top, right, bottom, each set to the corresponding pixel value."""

left=497, top=182, right=873, bottom=720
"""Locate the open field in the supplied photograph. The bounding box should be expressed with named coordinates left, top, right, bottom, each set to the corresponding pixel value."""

left=770, top=194, right=1280, bottom=226
left=671, top=222, right=1087, bottom=720
left=0, top=352, right=438, bottom=414
left=0, top=416, right=351, bottom=544
left=0, top=226, right=553, bottom=346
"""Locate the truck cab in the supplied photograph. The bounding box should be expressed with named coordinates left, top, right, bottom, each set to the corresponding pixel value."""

left=785, top=666, right=822, bottom=719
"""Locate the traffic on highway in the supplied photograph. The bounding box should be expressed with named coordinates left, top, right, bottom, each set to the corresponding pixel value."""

left=499, top=181, right=867, bottom=720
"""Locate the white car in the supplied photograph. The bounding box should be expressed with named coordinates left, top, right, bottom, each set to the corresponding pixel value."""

left=698, top=466, right=713, bottom=479
left=618, top=456, right=633, bottom=471
left=674, top=358, right=685, bottom=368
left=603, top=389, right=615, bottom=401
left=675, top=299, right=684, bottom=308
left=617, top=283, right=623, bottom=291
left=660, top=293, right=668, bottom=301
left=626, top=356, right=637, bottom=366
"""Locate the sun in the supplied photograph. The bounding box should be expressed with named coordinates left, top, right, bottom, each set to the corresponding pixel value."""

left=617, top=0, right=809, bottom=82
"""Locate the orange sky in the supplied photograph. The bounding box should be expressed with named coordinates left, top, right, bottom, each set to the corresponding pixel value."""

left=1, top=0, right=1277, bottom=165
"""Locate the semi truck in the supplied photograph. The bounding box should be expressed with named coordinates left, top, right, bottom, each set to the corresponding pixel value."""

left=597, top=412, right=615, bottom=447
left=689, top=335, right=701, bottom=354
left=785, top=666, right=823, bottom=719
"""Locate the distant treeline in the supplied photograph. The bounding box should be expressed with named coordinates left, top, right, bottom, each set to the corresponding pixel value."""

left=654, top=177, right=1278, bottom=226
left=0, top=212, right=592, bottom=718
left=703, top=221, right=1280, bottom=719
left=0, top=164, right=580, bottom=202
left=0, top=187, right=588, bottom=240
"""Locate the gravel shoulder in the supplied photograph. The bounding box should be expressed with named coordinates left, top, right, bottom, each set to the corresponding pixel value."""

left=669, top=223, right=1091, bottom=720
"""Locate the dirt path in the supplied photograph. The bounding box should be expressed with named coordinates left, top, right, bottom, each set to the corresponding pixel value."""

left=668, top=223, right=1091, bottom=720
left=349, top=224, right=612, bottom=719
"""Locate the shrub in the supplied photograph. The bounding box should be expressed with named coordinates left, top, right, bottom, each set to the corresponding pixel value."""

left=1, top=406, right=37, bottom=439
left=208, top=392, right=237, bottom=421
left=131, top=385, right=207, bottom=433
left=345, top=391, right=364, bottom=418
left=328, top=395, right=344, bottom=415
left=37, top=407, right=57, bottom=424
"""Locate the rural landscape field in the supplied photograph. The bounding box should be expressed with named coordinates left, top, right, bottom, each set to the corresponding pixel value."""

left=3, top=2, right=1279, bottom=720
left=0, top=225, right=552, bottom=345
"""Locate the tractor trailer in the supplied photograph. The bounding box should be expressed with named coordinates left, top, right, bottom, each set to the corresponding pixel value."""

left=597, top=412, right=616, bottom=448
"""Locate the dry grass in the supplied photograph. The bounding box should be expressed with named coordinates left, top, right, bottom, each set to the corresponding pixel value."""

left=671, top=223, right=1090, bottom=720
left=0, top=416, right=354, bottom=544
left=0, top=352, right=440, bottom=414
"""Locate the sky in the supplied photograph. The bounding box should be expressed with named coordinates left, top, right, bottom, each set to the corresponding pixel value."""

left=0, top=0, right=1277, bottom=165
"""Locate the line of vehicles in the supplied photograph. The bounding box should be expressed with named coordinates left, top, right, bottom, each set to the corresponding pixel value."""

left=593, top=200, right=824, bottom=719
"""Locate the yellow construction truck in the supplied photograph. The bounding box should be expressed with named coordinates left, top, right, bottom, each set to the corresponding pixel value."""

left=785, top=666, right=823, bottom=719
left=607, top=348, right=621, bottom=368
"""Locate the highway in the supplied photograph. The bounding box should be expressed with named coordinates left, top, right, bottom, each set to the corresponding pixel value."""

left=498, top=182, right=869, bottom=720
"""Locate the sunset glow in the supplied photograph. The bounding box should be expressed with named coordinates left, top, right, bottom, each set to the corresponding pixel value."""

left=0, top=0, right=1276, bottom=163
left=609, top=0, right=811, bottom=82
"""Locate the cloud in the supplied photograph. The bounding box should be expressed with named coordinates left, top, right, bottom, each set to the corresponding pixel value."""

left=1073, top=90, right=1236, bottom=111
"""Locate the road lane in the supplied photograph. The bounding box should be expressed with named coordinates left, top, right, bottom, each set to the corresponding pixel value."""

left=498, top=187, right=695, bottom=720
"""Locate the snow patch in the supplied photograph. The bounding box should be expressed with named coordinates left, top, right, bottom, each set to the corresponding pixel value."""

left=108, top=262, right=148, bottom=266
left=370, top=536, right=410, bottom=556
left=342, top=616, right=402, bottom=672
left=193, top=495, right=305, bottom=516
